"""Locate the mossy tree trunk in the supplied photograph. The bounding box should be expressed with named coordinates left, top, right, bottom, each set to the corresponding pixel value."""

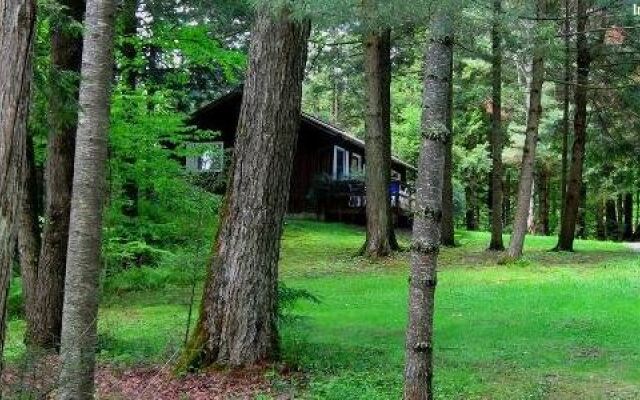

left=180, top=6, right=310, bottom=369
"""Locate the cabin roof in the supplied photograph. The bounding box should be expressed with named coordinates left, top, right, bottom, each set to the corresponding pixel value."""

left=193, top=88, right=416, bottom=172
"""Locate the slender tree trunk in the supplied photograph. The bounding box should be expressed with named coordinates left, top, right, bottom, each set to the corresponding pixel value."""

left=616, top=194, right=624, bottom=242
left=560, top=0, right=571, bottom=218
left=179, top=7, right=310, bottom=369
left=441, top=45, right=455, bottom=247
left=605, top=198, right=617, bottom=240
left=28, top=0, right=85, bottom=351
left=57, top=0, right=116, bottom=396
left=596, top=198, right=605, bottom=240
left=556, top=0, right=590, bottom=251
left=537, top=168, right=550, bottom=235
left=488, top=0, right=504, bottom=250
left=623, top=192, right=633, bottom=240
left=507, top=0, right=546, bottom=259
left=403, top=10, right=453, bottom=400
left=361, top=27, right=398, bottom=257
left=120, top=0, right=139, bottom=217
left=465, top=183, right=478, bottom=231
left=0, top=0, right=36, bottom=377
left=504, top=168, right=511, bottom=226
left=19, top=134, right=41, bottom=336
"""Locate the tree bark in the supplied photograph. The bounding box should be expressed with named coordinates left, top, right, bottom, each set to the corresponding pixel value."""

left=623, top=192, right=633, bottom=241
left=179, top=7, right=310, bottom=369
left=560, top=0, right=571, bottom=219
left=616, top=194, right=624, bottom=242
left=441, top=44, right=455, bottom=247
left=595, top=198, right=605, bottom=240
left=403, top=10, right=452, bottom=400
left=57, top=0, right=116, bottom=396
left=28, top=0, right=85, bottom=351
left=465, top=183, right=478, bottom=231
left=488, top=0, right=504, bottom=250
left=537, top=167, right=550, bottom=236
left=19, top=134, right=41, bottom=337
left=556, top=0, right=590, bottom=251
left=0, top=0, right=36, bottom=377
left=361, top=27, right=399, bottom=257
left=507, top=0, right=546, bottom=259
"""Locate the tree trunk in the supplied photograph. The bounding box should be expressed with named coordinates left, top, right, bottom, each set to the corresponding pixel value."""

left=0, top=0, right=36, bottom=377
left=537, top=168, right=550, bottom=235
left=605, top=198, right=618, bottom=240
left=504, top=167, right=511, bottom=226
left=441, top=44, right=455, bottom=247
left=488, top=0, right=505, bottom=250
left=28, top=0, right=85, bottom=351
left=595, top=198, right=605, bottom=240
left=403, top=10, right=452, bottom=400
left=616, top=194, right=624, bottom=242
left=57, top=0, right=116, bottom=396
left=19, top=134, right=41, bottom=338
left=623, top=192, right=633, bottom=241
left=465, top=183, right=478, bottom=231
left=361, top=27, right=398, bottom=257
left=507, top=0, right=546, bottom=259
left=556, top=0, right=590, bottom=251
left=560, top=0, right=571, bottom=219
left=179, top=7, right=310, bottom=369
left=120, top=0, right=139, bottom=217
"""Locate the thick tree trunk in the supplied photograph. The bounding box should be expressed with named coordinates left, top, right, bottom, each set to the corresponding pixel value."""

left=596, top=198, right=605, bottom=240
left=623, top=192, right=633, bottom=240
left=403, top=10, right=452, bottom=400
left=605, top=198, right=618, bottom=240
left=28, top=0, right=85, bottom=350
left=507, top=0, right=546, bottom=259
left=19, top=134, right=41, bottom=336
left=57, top=0, right=116, bottom=397
left=441, top=46, right=455, bottom=247
left=556, top=0, right=590, bottom=251
left=361, top=27, right=399, bottom=257
left=0, top=0, right=36, bottom=377
left=488, top=0, right=504, bottom=251
left=179, top=8, right=310, bottom=369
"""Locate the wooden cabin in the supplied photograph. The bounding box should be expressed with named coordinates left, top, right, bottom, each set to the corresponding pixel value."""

left=188, top=88, right=415, bottom=225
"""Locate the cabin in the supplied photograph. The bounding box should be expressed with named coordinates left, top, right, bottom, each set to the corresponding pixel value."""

left=188, top=88, right=415, bottom=225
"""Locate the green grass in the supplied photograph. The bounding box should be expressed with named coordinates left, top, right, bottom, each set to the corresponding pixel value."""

left=5, top=220, right=640, bottom=399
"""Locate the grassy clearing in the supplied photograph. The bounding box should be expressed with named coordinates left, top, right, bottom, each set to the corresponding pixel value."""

left=5, top=219, right=640, bottom=399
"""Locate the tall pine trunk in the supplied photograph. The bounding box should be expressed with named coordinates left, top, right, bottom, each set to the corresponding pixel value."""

left=560, top=0, right=571, bottom=218
left=361, top=26, right=398, bottom=257
left=596, top=198, right=605, bottom=240
left=605, top=198, right=618, bottom=240
left=536, top=167, right=550, bottom=236
left=0, top=0, right=36, bottom=377
left=57, top=0, right=116, bottom=396
left=441, top=46, right=455, bottom=247
left=179, top=7, right=310, bottom=369
left=488, top=0, right=505, bottom=250
left=29, top=0, right=85, bottom=350
left=403, top=10, right=453, bottom=400
left=507, top=0, right=546, bottom=259
left=556, top=0, right=590, bottom=251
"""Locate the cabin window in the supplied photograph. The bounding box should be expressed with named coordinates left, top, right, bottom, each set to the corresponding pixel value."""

left=187, top=142, right=224, bottom=173
left=333, top=146, right=349, bottom=180
left=351, top=154, right=363, bottom=175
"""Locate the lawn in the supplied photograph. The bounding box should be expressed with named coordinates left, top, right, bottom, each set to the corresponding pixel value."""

left=5, top=220, right=640, bottom=399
